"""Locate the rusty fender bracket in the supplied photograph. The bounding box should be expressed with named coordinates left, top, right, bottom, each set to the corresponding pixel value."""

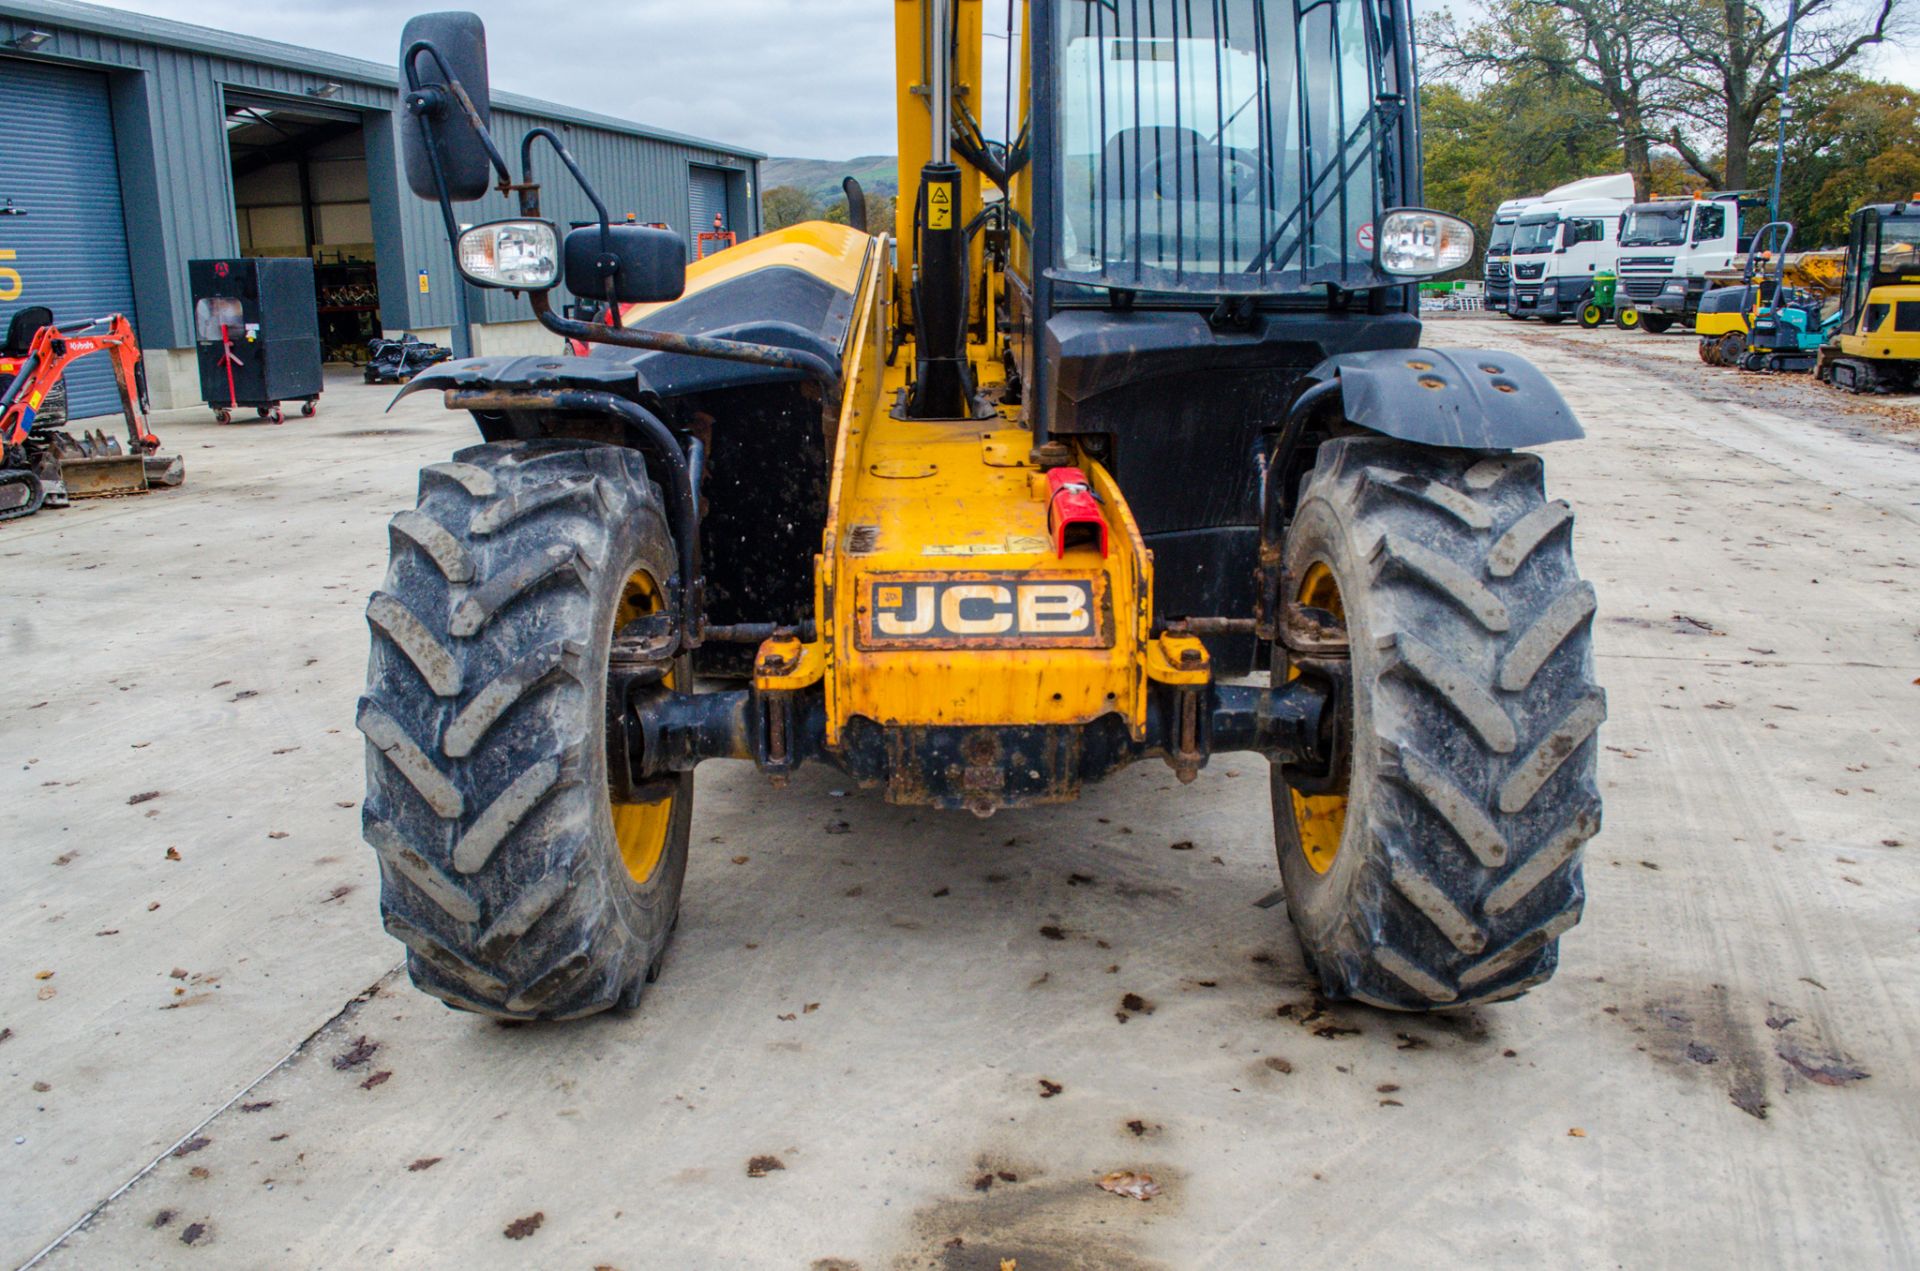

left=607, top=641, right=1332, bottom=815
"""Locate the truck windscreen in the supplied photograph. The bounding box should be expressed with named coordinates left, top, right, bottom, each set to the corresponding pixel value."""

left=1511, top=218, right=1559, bottom=254
left=1619, top=206, right=1689, bottom=247
left=1051, top=0, right=1395, bottom=298
left=1488, top=220, right=1516, bottom=253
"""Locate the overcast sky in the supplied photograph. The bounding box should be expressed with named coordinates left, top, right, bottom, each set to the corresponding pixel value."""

left=96, top=0, right=1920, bottom=159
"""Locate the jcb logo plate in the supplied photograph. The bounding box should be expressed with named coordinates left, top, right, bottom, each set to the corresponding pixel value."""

left=857, top=573, right=1110, bottom=650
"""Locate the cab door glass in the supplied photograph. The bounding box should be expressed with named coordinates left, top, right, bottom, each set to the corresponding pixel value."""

left=1691, top=205, right=1725, bottom=244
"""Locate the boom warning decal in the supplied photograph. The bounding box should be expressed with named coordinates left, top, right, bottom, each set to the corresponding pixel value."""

left=855, top=573, right=1111, bottom=650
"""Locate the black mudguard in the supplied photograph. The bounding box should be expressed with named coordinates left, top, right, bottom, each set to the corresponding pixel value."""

left=1301, top=347, right=1583, bottom=449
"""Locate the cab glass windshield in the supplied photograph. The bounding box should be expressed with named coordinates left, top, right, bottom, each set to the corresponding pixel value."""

left=1488, top=219, right=1516, bottom=253
left=1052, top=0, right=1394, bottom=297
left=1880, top=215, right=1920, bottom=271
left=1511, top=217, right=1559, bottom=254
left=1619, top=205, right=1688, bottom=247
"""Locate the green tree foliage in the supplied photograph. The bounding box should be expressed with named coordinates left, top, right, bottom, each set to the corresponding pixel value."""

left=763, top=185, right=822, bottom=230
left=1421, top=74, right=1623, bottom=272
left=1778, top=77, right=1920, bottom=244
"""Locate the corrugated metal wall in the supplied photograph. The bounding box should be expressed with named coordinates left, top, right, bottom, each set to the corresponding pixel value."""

left=0, top=1, right=761, bottom=347
left=449, top=105, right=758, bottom=327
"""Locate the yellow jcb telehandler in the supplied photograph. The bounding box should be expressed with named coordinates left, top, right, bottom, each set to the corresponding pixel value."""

left=360, top=2, right=1605, bottom=1020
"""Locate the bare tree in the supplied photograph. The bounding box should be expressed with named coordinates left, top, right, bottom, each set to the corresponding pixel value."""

left=1657, top=0, right=1903, bottom=191
left=1425, top=0, right=1690, bottom=197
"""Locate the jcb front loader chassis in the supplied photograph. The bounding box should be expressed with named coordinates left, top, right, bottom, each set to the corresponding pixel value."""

left=612, top=648, right=1334, bottom=814
left=430, top=373, right=1340, bottom=815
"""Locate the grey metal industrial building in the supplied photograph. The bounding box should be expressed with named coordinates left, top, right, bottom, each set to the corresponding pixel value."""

left=0, top=0, right=763, bottom=415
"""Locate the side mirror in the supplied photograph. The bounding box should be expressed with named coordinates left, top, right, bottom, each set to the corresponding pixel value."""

left=564, top=225, right=686, bottom=305
left=400, top=12, right=494, bottom=203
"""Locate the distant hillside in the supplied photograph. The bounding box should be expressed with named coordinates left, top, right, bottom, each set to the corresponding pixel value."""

left=763, top=155, right=898, bottom=203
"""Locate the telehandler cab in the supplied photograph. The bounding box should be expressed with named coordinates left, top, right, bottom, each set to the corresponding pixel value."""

left=361, top=3, right=1605, bottom=1020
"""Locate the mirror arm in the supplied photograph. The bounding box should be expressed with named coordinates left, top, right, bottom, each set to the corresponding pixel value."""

left=520, top=127, right=623, bottom=326
left=528, top=292, right=843, bottom=410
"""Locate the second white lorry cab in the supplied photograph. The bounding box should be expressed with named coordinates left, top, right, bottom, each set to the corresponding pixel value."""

left=1612, top=193, right=1747, bottom=333
left=1484, top=196, right=1537, bottom=311
left=1506, top=194, right=1632, bottom=322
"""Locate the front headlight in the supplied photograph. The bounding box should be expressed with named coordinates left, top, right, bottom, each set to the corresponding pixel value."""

left=456, top=219, right=560, bottom=290
left=1376, top=209, right=1475, bottom=278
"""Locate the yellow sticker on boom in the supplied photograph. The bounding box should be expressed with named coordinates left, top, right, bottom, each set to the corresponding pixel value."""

left=928, top=181, right=954, bottom=230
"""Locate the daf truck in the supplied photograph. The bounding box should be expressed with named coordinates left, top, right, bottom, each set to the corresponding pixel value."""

left=1612, top=193, right=1746, bottom=333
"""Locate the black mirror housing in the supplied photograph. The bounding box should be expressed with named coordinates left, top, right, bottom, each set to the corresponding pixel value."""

left=564, top=225, right=687, bottom=305
left=400, top=12, right=494, bottom=203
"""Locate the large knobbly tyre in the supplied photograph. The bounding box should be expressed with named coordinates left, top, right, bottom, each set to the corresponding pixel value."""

left=1273, top=437, right=1604, bottom=1010
left=359, top=439, right=692, bottom=1019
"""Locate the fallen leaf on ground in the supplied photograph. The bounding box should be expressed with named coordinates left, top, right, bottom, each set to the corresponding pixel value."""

left=1265, top=1057, right=1293, bottom=1074
left=746, top=1155, right=785, bottom=1177
left=1568, top=1128, right=1587, bottom=1138
left=164, top=847, right=181, bottom=861
left=188, top=1166, right=210, bottom=1179
left=52, top=852, right=76, bottom=866
left=973, top=1172, right=994, bottom=1191
left=1120, top=993, right=1153, bottom=1015
left=1097, top=1170, right=1162, bottom=1201
left=148, top=902, right=161, bottom=911
left=1038, top=1078, right=1063, bottom=1098
left=360, top=1071, right=392, bottom=1090
left=32, top=1081, right=50, bottom=1092
left=731, top=855, right=749, bottom=865
left=502, top=1212, right=544, bottom=1240
left=1126, top=1120, right=1149, bottom=1135
left=320, top=885, right=353, bottom=903
left=180, top=1221, right=208, bottom=1245
left=127, top=791, right=160, bottom=805
left=1168, top=840, right=1194, bottom=851
left=240, top=1102, right=273, bottom=1112
left=33, top=970, right=53, bottom=980
left=803, top=1002, right=820, bottom=1014
left=268, top=831, right=289, bottom=840
left=1038, top=926, right=1066, bottom=941
left=37, top=986, right=55, bottom=1000
left=173, top=1136, right=211, bottom=1156
left=332, top=1036, right=379, bottom=1070
left=169, top=968, right=188, bottom=980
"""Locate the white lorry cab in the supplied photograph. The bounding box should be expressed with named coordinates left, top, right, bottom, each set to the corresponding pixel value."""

left=1506, top=199, right=1632, bottom=322
left=1483, top=196, right=1538, bottom=311
left=1612, top=193, right=1747, bottom=332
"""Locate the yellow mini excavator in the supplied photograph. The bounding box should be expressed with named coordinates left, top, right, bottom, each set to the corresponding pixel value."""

left=361, top=3, right=1605, bottom=1019
left=1817, top=199, right=1920, bottom=393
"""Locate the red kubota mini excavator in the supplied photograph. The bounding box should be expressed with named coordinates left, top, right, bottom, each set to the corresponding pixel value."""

left=0, top=307, right=184, bottom=523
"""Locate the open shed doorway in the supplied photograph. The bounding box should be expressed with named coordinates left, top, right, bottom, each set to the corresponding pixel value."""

left=225, top=92, right=380, bottom=366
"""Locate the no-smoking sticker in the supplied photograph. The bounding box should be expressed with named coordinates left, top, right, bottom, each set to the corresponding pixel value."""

left=1357, top=222, right=1375, bottom=252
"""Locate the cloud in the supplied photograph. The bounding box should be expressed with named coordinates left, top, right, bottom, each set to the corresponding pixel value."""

left=80, top=0, right=1920, bottom=164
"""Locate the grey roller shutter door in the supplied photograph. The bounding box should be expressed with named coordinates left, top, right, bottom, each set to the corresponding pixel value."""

left=689, top=166, right=728, bottom=244
left=0, top=57, right=138, bottom=419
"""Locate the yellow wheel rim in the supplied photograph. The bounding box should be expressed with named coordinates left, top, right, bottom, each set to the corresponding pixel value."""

left=610, top=568, right=674, bottom=885
left=1289, top=562, right=1349, bottom=875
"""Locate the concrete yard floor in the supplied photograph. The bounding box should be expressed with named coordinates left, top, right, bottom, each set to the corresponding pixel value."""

left=3, top=331, right=1917, bottom=1269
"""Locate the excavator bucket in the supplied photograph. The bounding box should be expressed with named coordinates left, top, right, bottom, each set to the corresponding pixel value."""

left=49, top=428, right=150, bottom=499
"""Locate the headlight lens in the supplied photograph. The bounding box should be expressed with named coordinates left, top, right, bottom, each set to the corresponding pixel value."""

left=1377, top=209, right=1475, bottom=278
left=456, top=220, right=560, bottom=290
